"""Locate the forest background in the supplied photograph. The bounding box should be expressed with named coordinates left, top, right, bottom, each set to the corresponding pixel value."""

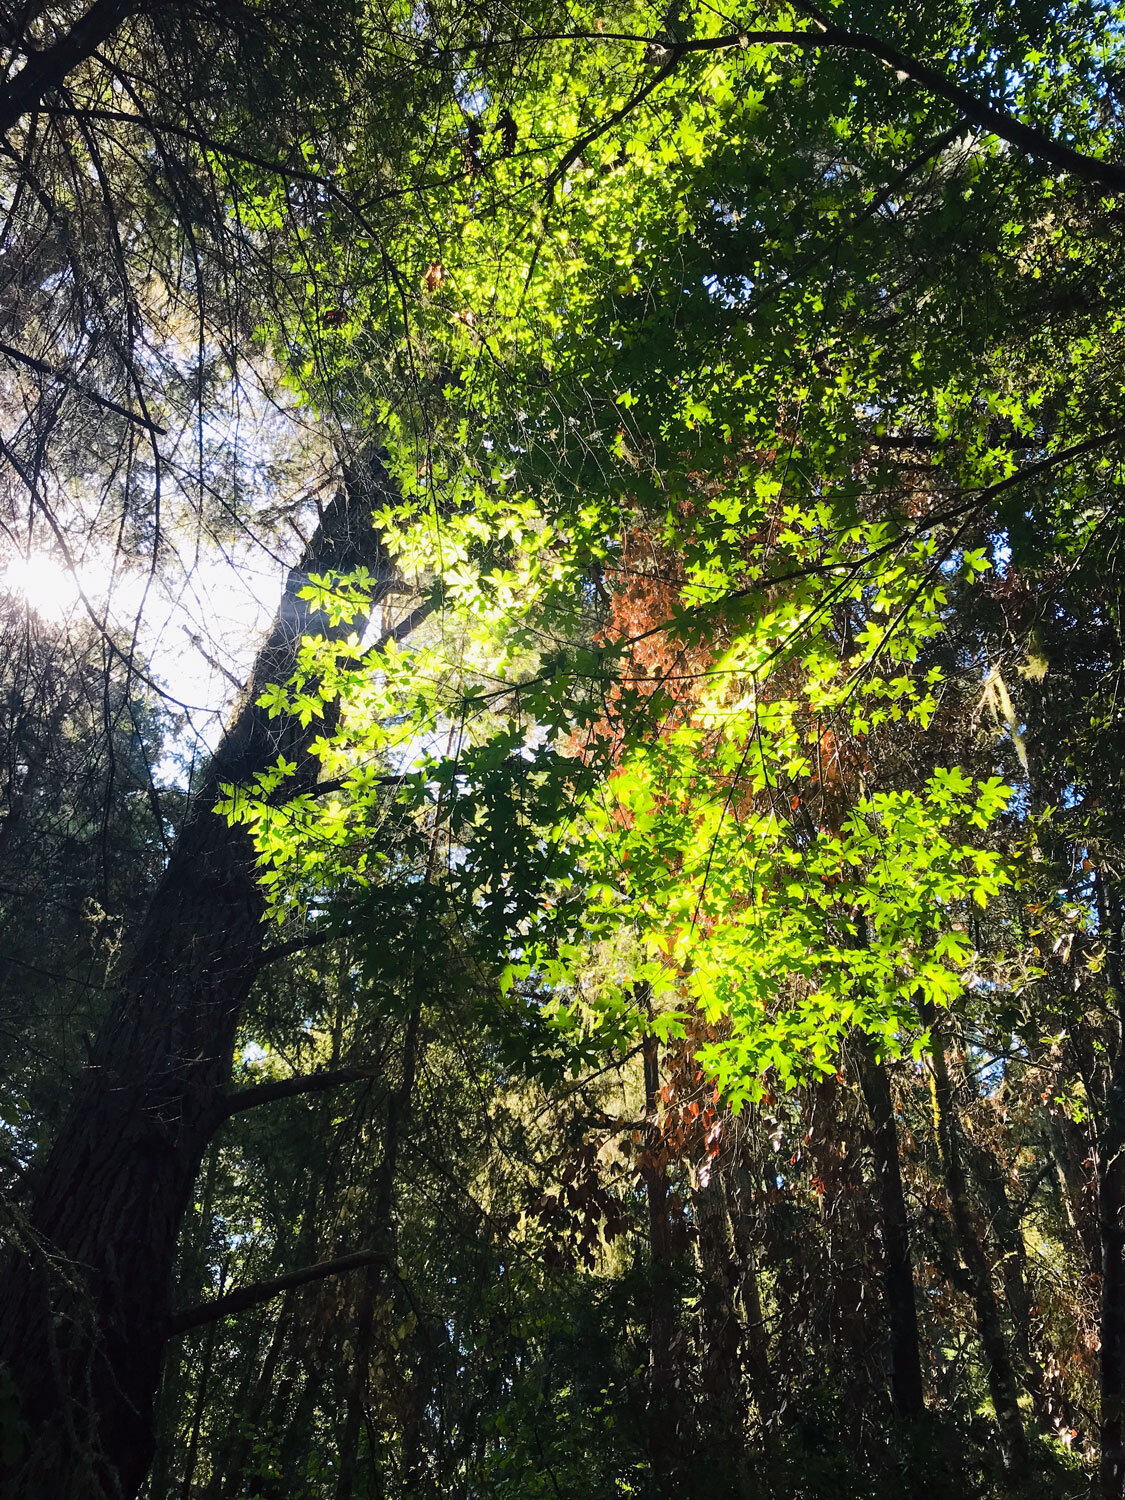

left=1, top=0, right=1125, bottom=1496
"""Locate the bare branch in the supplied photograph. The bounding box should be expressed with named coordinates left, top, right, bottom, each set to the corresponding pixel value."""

left=220, top=1064, right=383, bottom=1120
left=0, top=339, right=168, bottom=433
left=169, top=1249, right=393, bottom=1334
left=257, top=931, right=338, bottom=965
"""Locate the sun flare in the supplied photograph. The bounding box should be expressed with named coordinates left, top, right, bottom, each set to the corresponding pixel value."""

left=1, top=551, right=83, bottom=622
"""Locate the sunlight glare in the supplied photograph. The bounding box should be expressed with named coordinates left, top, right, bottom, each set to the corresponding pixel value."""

left=1, top=551, right=82, bottom=621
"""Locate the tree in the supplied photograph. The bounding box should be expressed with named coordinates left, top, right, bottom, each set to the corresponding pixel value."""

left=8, top=0, right=1125, bottom=1491
left=0, top=453, right=428, bottom=1497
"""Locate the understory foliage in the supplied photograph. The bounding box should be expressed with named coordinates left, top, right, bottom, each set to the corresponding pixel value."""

left=6, top=0, right=1125, bottom=1493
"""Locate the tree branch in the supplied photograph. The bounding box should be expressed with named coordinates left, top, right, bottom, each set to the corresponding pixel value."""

left=220, top=1065, right=382, bottom=1120
left=367, top=590, right=440, bottom=656
left=0, top=339, right=167, bottom=433
left=777, top=13, right=1125, bottom=194
left=531, top=23, right=1125, bottom=197
left=169, top=1249, right=392, bottom=1334
left=0, top=0, right=137, bottom=135
left=257, top=930, right=339, bottom=965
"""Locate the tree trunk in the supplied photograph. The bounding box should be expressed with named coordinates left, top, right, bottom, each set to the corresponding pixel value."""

left=207, top=1107, right=340, bottom=1500
left=927, top=1015, right=1029, bottom=1476
left=335, top=1003, right=422, bottom=1500
left=208, top=1293, right=294, bottom=1500
left=725, top=1146, right=774, bottom=1430
left=1047, top=1112, right=1100, bottom=1270
left=1097, top=873, right=1125, bottom=1500
left=640, top=1031, right=680, bottom=1497
left=853, top=1037, right=925, bottom=1418
left=0, top=456, right=400, bottom=1500
left=692, top=1164, right=746, bottom=1486
left=965, top=1133, right=1055, bottom=1431
left=1101, top=1105, right=1125, bottom=1500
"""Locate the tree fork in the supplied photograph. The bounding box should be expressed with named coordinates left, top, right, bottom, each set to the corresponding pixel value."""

left=0, top=452, right=402, bottom=1500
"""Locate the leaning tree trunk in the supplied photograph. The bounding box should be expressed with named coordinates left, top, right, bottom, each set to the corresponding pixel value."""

left=0, top=455, right=400, bottom=1500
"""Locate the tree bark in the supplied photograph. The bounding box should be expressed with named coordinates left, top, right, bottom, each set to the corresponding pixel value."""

left=692, top=1163, right=747, bottom=1483
left=964, top=1133, right=1055, bottom=1431
left=1097, top=873, right=1125, bottom=1500
left=171, top=1249, right=394, bottom=1335
left=207, top=1291, right=294, bottom=1500
left=927, top=1015, right=1029, bottom=1476
left=725, top=1151, right=774, bottom=1429
left=0, top=0, right=141, bottom=136
left=221, top=1063, right=383, bottom=1120
left=852, top=1037, right=925, bottom=1418
left=640, top=1031, right=680, bottom=1497
left=0, top=455, right=402, bottom=1500
left=335, top=1003, right=422, bottom=1500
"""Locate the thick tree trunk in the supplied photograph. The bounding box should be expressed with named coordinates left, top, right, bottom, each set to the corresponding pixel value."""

left=853, top=1038, right=925, bottom=1418
left=0, top=456, right=399, bottom=1499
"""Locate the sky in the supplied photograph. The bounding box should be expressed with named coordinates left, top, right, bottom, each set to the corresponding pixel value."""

left=0, top=368, right=330, bottom=784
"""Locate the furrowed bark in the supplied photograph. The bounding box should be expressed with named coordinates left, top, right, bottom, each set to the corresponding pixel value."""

left=0, top=454, right=402, bottom=1500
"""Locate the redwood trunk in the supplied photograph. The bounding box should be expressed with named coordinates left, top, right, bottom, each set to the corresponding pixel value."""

left=0, top=458, right=397, bottom=1499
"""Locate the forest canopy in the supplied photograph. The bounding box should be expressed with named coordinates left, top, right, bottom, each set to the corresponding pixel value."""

left=2, top=0, right=1125, bottom=1495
